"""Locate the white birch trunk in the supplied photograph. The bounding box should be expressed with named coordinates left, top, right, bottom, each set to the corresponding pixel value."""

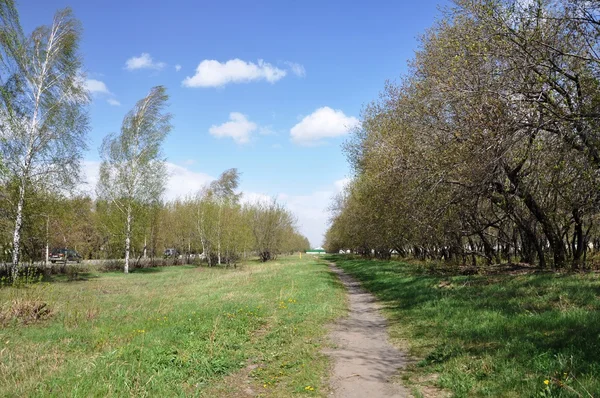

left=198, top=204, right=211, bottom=267
left=124, top=204, right=132, bottom=274
left=11, top=183, right=25, bottom=280
left=217, top=202, right=222, bottom=265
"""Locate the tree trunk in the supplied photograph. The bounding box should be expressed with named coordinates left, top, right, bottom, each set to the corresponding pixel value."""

left=505, top=169, right=566, bottom=267
left=124, top=204, right=132, bottom=274
left=477, top=231, right=495, bottom=265
left=572, top=209, right=584, bottom=269
left=217, top=203, right=222, bottom=266
left=11, top=183, right=26, bottom=281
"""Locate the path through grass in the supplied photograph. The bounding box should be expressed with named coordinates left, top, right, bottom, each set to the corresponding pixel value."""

left=330, top=255, right=600, bottom=397
left=0, top=256, right=346, bottom=397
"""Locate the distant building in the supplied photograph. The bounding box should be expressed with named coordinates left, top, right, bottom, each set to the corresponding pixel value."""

left=306, top=247, right=326, bottom=255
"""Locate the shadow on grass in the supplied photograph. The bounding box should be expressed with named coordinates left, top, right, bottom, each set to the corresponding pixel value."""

left=131, top=267, right=163, bottom=274
left=42, top=272, right=101, bottom=283
left=326, top=255, right=600, bottom=396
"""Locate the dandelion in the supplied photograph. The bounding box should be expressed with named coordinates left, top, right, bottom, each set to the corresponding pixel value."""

left=544, top=380, right=550, bottom=385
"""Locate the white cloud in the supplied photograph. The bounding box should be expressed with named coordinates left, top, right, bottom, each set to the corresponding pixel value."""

left=209, top=112, right=257, bottom=144
left=125, top=53, right=166, bottom=71
left=175, top=64, right=182, bottom=72
left=182, top=59, right=286, bottom=88
left=285, top=61, right=306, bottom=77
left=165, top=163, right=213, bottom=200
left=85, top=79, right=110, bottom=95
left=278, top=190, right=334, bottom=247
left=290, top=106, right=359, bottom=146
left=258, top=126, right=276, bottom=136
left=84, top=78, right=122, bottom=106
left=183, top=159, right=196, bottom=165
left=80, top=160, right=101, bottom=196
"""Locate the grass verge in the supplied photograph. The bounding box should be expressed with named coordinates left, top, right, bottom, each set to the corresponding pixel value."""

left=0, top=256, right=345, bottom=397
left=329, top=255, right=600, bottom=397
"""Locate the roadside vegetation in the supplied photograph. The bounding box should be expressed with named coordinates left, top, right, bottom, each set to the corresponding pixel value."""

left=0, top=256, right=345, bottom=397
left=331, top=255, right=600, bottom=397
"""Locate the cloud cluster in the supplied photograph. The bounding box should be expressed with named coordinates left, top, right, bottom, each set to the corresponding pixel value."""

left=290, top=107, right=360, bottom=145
left=165, top=163, right=213, bottom=200
left=285, top=61, right=306, bottom=77
left=85, top=79, right=110, bottom=95
left=183, top=59, right=287, bottom=88
left=125, top=53, right=166, bottom=71
left=84, top=78, right=120, bottom=106
left=209, top=106, right=358, bottom=146
left=209, top=112, right=257, bottom=144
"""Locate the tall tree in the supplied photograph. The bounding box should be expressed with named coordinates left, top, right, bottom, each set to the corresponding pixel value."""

left=0, top=2, right=89, bottom=279
left=209, top=168, right=241, bottom=265
left=97, top=86, right=171, bottom=273
left=250, top=199, right=296, bottom=262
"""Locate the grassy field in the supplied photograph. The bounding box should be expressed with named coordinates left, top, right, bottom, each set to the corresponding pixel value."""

left=330, top=255, right=600, bottom=398
left=0, top=256, right=346, bottom=397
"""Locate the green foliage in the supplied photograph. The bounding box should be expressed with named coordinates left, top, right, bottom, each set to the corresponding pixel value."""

left=327, top=0, right=600, bottom=269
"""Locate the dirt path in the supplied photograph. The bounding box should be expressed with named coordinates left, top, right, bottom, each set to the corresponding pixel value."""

left=325, top=263, right=409, bottom=398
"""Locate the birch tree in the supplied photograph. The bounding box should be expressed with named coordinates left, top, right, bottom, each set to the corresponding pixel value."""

left=195, top=188, right=218, bottom=267
left=209, top=168, right=240, bottom=265
left=0, top=2, right=89, bottom=279
left=97, top=86, right=171, bottom=273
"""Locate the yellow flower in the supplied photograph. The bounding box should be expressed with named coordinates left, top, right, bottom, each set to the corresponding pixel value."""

left=544, top=380, right=550, bottom=385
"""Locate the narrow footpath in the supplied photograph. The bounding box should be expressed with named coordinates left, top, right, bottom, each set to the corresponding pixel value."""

left=325, top=263, right=409, bottom=398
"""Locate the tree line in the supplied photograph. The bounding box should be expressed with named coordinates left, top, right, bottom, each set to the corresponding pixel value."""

left=0, top=168, right=308, bottom=269
left=0, top=1, right=309, bottom=278
left=325, top=0, right=600, bottom=269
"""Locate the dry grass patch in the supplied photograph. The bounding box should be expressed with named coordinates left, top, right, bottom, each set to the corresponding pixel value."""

left=0, top=298, right=52, bottom=326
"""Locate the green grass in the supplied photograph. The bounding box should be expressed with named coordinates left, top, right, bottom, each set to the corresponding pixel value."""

left=329, top=255, right=600, bottom=398
left=0, top=256, right=346, bottom=397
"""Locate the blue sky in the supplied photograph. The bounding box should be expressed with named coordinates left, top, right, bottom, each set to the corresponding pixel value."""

left=20, top=0, right=448, bottom=246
